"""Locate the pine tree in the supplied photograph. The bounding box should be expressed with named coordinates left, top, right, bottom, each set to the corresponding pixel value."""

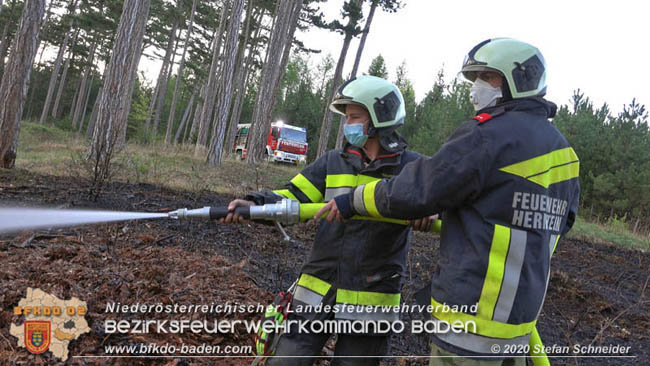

left=0, top=0, right=45, bottom=168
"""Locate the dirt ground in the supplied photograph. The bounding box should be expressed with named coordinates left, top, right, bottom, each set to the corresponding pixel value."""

left=1, top=169, right=648, bottom=365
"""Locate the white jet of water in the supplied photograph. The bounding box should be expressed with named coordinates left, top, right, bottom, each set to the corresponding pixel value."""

left=0, top=207, right=169, bottom=234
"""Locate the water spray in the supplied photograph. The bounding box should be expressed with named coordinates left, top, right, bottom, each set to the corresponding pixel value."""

left=0, top=199, right=441, bottom=234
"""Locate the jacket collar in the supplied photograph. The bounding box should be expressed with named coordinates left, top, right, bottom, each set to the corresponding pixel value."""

left=478, top=97, right=557, bottom=119
left=341, top=144, right=404, bottom=173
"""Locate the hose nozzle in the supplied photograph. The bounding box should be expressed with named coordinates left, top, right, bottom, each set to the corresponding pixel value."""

left=167, top=207, right=211, bottom=219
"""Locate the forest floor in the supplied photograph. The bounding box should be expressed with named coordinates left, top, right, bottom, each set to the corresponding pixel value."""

left=0, top=168, right=648, bottom=366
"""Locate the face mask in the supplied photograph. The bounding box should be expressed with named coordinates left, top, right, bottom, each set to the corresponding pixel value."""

left=469, top=78, right=503, bottom=111
left=343, top=123, right=369, bottom=147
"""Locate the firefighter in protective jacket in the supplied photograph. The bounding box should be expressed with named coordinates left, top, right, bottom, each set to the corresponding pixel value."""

left=223, top=76, right=434, bottom=365
left=318, top=38, right=581, bottom=366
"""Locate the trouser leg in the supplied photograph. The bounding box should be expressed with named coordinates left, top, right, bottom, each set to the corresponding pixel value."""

left=265, top=316, right=330, bottom=366
left=428, top=343, right=526, bottom=366
left=329, top=333, right=389, bottom=366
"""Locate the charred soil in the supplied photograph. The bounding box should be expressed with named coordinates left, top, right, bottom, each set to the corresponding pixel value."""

left=1, top=169, right=648, bottom=365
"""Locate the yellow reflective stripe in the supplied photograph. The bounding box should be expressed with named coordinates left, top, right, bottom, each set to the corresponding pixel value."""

left=499, top=147, right=580, bottom=188
left=325, top=174, right=380, bottom=188
left=290, top=174, right=323, bottom=203
left=477, top=225, right=511, bottom=321
left=551, top=234, right=560, bottom=255
left=529, top=325, right=550, bottom=366
left=431, top=297, right=535, bottom=339
left=273, top=189, right=298, bottom=201
left=362, top=180, right=382, bottom=218
left=297, top=273, right=331, bottom=296
left=528, top=161, right=579, bottom=188
left=336, top=289, right=400, bottom=306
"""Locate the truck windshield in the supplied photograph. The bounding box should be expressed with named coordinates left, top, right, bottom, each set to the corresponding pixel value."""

left=281, top=128, right=306, bottom=143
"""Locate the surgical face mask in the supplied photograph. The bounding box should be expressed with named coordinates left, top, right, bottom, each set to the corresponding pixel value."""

left=469, top=78, right=503, bottom=111
left=343, top=123, right=369, bottom=147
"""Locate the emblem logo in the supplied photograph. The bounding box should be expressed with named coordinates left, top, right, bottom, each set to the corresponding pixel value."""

left=25, top=321, right=51, bottom=354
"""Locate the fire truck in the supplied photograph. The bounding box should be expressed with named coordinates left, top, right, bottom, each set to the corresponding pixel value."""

left=234, top=121, right=308, bottom=164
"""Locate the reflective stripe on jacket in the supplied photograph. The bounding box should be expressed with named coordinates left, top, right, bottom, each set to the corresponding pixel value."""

left=246, top=138, right=422, bottom=322
left=347, top=98, right=581, bottom=356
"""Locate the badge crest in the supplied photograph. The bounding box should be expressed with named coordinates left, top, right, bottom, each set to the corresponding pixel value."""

left=25, top=321, right=51, bottom=354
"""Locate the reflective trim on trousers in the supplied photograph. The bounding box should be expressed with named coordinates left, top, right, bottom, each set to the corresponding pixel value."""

left=431, top=316, right=531, bottom=355
left=334, top=304, right=400, bottom=322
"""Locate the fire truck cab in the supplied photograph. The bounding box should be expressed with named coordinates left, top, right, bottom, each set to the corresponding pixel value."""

left=234, top=121, right=308, bottom=165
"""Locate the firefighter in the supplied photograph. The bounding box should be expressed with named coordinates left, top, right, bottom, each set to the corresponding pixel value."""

left=317, top=38, right=581, bottom=366
left=222, top=75, right=435, bottom=365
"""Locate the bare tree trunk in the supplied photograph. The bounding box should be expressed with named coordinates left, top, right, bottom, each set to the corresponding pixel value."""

left=207, top=0, right=245, bottom=165
left=317, top=0, right=363, bottom=158
left=0, top=22, right=12, bottom=80
left=34, top=0, right=53, bottom=66
left=72, top=41, right=97, bottom=129
left=187, top=82, right=206, bottom=143
left=173, top=85, right=195, bottom=145
left=335, top=0, right=377, bottom=148
left=152, top=18, right=180, bottom=136
left=52, top=28, right=80, bottom=119
left=224, top=1, right=259, bottom=158
left=78, top=74, right=94, bottom=133
left=182, top=101, right=193, bottom=143
left=0, top=0, right=45, bottom=168
left=85, top=86, right=102, bottom=138
left=39, top=1, right=76, bottom=125
left=194, top=3, right=229, bottom=156
left=89, top=0, right=150, bottom=175
left=145, top=17, right=178, bottom=132
left=165, top=0, right=197, bottom=144
left=69, top=76, right=81, bottom=119
left=246, top=0, right=302, bottom=163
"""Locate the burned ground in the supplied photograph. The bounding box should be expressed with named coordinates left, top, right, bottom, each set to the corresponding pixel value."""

left=1, top=169, right=648, bottom=365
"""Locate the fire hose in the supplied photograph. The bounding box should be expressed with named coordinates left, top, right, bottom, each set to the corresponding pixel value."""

left=167, top=198, right=442, bottom=233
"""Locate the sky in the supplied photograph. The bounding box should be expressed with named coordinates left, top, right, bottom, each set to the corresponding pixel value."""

left=292, top=0, right=650, bottom=115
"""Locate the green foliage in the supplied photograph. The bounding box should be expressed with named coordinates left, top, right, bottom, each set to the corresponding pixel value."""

left=409, top=70, right=473, bottom=155
left=367, top=54, right=388, bottom=79
left=554, top=91, right=650, bottom=226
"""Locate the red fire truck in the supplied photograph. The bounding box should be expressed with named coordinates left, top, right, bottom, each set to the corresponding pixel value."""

left=234, top=121, right=308, bottom=164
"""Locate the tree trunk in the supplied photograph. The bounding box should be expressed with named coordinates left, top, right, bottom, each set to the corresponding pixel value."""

left=246, top=0, right=302, bottom=163
left=52, top=28, right=80, bottom=119
left=85, top=86, right=102, bottom=138
left=317, top=0, right=363, bottom=158
left=165, top=0, right=197, bottom=144
left=145, top=17, right=178, bottom=133
left=271, top=1, right=301, bottom=110
left=0, top=0, right=45, bottom=168
left=0, top=22, right=12, bottom=81
left=72, top=41, right=97, bottom=129
left=89, top=0, right=149, bottom=164
left=207, top=0, right=245, bottom=165
left=335, top=0, right=376, bottom=148
left=78, top=74, right=94, bottom=133
left=187, top=82, right=206, bottom=143
left=224, top=1, right=259, bottom=158
left=194, top=3, right=229, bottom=156
left=39, top=1, right=76, bottom=125
left=152, top=18, right=180, bottom=136
left=174, top=85, right=195, bottom=145
left=34, top=0, right=53, bottom=66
